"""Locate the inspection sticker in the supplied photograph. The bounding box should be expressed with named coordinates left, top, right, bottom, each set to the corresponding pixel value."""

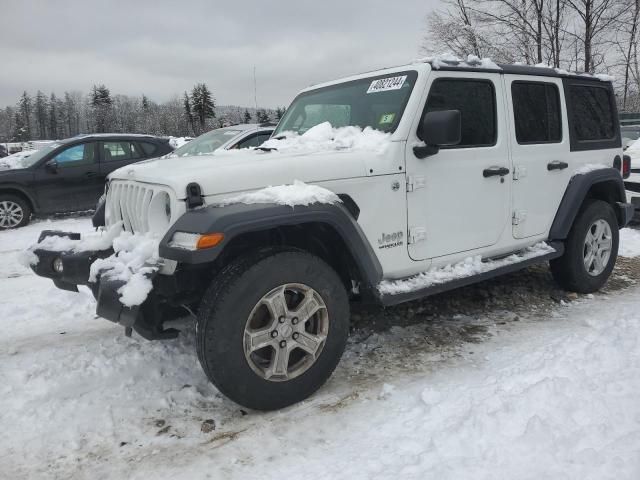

left=379, top=113, right=396, bottom=124
left=366, top=75, right=407, bottom=94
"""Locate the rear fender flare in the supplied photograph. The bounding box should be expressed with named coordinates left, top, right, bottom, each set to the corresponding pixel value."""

left=549, top=167, right=626, bottom=240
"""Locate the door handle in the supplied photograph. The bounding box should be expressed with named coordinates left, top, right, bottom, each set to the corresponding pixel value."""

left=85, top=171, right=99, bottom=178
left=547, top=161, right=568, bottom=171
left=483, top=166, right=510, bottom=178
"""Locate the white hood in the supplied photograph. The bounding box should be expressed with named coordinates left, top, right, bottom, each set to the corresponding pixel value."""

left=108, top=148, right=373, bottom=199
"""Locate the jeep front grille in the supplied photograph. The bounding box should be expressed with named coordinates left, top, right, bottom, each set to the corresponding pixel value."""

left=106, top=180, right=176, bottom=234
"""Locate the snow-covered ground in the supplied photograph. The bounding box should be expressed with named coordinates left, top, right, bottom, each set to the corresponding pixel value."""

left=2, top=218, right=640, bottom=479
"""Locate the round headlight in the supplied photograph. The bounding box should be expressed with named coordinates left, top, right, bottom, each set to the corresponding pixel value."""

left=148, top=191, right=172, bottom=233
left=52, top=257, right=64, bottom=273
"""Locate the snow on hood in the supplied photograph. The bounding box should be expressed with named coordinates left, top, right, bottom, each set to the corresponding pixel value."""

left=0, top=150, right=36, bottom=171
left=260, top=122, right=391, bottom=153
left=109, top=122, right=395, bottom=199
left=216, top=180, right=341, bottom=208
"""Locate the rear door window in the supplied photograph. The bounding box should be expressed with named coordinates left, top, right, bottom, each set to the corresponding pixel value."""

left=101, top=141, right=144, bottom=162
left=511, top=82, right=562, bottom=144
left=421, top=78, right=497, bottom=147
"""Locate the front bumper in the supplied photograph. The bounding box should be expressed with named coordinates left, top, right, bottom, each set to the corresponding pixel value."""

left=30, top=230, right=172, bottom=339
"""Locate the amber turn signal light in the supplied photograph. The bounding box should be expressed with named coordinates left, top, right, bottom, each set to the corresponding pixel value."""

left=196, top=232, right=225, bottom=249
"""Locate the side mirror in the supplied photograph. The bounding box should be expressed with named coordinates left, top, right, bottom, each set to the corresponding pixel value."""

left=44, top=159, right=58, bottom=173
left=414, top=109, right=462, bottom=159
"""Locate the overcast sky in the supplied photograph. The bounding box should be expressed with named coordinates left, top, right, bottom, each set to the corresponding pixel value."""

left=0, top=0, right=437, bottom=108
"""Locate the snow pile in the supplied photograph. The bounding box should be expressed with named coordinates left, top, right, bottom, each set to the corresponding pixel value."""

left=218, top=180, right=341, bottom=208
left=620, top=228, right=640, bottom=257
left=379, top=242, right=555, bottom=295
left=260, top=122, right=391, bottom=154
left=574, top=163, right=609, bottom=175
left=89, top=232, right=160, bottom=307
left=419, top=53, right=501, bottom=70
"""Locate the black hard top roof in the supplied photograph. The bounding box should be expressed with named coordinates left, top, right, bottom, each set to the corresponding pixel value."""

left=429, top=61, right=607, bottom=82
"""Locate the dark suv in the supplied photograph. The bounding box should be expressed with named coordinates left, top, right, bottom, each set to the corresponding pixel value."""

left=0, top=134, right=173, bottom=229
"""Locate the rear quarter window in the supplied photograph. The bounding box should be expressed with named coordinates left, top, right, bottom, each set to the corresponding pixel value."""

left=564, top=80, right=620, bottom=151
left=139, top=142, right=158, bottom=157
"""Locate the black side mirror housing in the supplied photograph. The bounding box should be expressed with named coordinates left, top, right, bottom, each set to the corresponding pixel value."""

left=414, top=109, right=462, bottom=159
left=44, top=159, right=58, bottom=173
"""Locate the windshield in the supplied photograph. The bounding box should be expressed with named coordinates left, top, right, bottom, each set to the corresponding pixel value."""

left=170, top=128, right=242, bottom=157
left=274, top=71, right=418, bottom=137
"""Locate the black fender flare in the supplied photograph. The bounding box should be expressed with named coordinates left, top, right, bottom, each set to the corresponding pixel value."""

left=549, top=167, right=627, bottom=240
left=0, top=183, right=38, bottom=211
left=159, top=202, right=383, bottom=288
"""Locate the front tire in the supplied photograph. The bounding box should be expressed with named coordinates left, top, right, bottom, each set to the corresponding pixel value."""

left=196, top=249, right=350, bottom=410
left=550, top=199, right=619, bottom=293
left=0, top=194, right=31, bottom=229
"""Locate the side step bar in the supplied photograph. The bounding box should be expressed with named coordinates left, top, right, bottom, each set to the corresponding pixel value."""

left=378, top=241, right=564, bottom=306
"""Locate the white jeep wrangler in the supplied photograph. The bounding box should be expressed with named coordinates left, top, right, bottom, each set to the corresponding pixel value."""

left=30, top=59, right=633, bottom=410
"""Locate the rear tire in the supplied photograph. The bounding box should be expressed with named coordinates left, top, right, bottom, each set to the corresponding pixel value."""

left=196, top=249, right=350, bottom=410
left=550, top=199, right=618, bottom=293
left=0, top=194, right=31, bottom=229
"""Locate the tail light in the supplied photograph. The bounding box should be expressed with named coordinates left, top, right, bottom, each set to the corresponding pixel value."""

left=623, top=154, right=631, bottom=179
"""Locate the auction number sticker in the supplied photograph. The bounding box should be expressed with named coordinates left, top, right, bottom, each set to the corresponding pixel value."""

left=367, top=75, right=407, bottom=94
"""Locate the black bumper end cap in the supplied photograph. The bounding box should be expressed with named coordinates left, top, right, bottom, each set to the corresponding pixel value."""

left=53, top=279, right=78, bottom=292
left=96, top=277, right=141, bottom=327
left=617, top=202, right=635, bottom=227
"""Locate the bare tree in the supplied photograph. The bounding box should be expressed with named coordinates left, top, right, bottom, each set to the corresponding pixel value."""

left=613, top=0, right=640, bottom=109
left=423, top=0, right=485, bottom=57
left=564, top=0, right=622, bottom=72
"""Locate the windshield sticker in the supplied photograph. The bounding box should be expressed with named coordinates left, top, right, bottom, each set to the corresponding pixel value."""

left=366, top=75, right=407, bottom=94
left=379, top=113, right=396, bottom=124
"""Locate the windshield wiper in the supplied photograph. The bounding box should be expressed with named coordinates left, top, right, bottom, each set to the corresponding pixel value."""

left=255, top=146, right=277, bottom=152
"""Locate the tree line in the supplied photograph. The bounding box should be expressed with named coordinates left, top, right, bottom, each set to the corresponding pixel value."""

left=424, top=0, right=640, bottom=111
left=0, top=82, right=285, bottom=143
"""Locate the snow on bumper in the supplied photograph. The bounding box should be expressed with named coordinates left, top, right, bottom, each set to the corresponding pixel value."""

left=28, top=229, right=160, bottom=331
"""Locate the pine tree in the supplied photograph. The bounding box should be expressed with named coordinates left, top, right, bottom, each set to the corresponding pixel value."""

left=243, top=109, right=252, bottom=124
left=48, top=93, right=60, bottom=140
left=34, top=91, right=48, bottom=139
left=183, top=91, right=195, bottom=135
left=18, top=91, right=32, bottom=140
left=275, top=107, right=285, bottom=120
left=190, top=83, right=215, bottom=133
left=91, top=84, right=113, bottom=132
left=256, top=109, right=270, bottom=123
left=141, top=94, right=149, bottom=111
